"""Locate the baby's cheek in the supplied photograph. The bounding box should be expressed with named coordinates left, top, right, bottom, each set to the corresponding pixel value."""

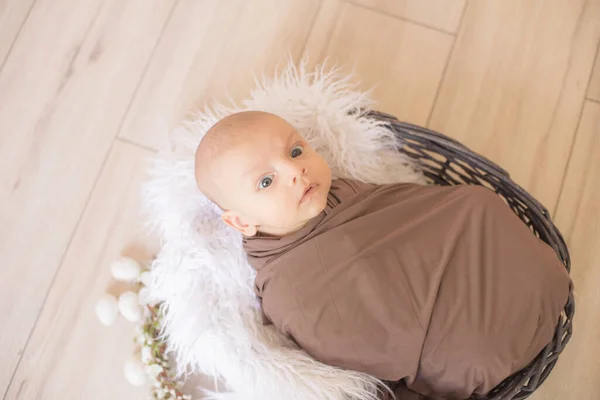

left=260, top=199, right=293, bottom=224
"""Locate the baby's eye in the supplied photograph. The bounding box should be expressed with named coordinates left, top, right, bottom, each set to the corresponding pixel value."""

left=290, top=145, right=303, bottom=158
left=258, top=174, right=274, bottom=190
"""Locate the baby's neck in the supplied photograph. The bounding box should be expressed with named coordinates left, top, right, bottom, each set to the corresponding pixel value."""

left=255, top=221, right=310, bottom=237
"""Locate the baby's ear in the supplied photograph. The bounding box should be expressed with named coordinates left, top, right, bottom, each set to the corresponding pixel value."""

left=221, top=211, right=258, bottom=236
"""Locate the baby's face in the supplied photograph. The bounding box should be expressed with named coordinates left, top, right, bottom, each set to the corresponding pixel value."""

left=216, top=117, right=331, bottom=236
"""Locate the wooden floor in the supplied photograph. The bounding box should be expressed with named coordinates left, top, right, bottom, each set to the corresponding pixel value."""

left=1, top=0, right=599, bottom=399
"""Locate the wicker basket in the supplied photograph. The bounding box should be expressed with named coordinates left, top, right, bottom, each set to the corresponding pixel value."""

left=368, top=111, right=575, bottom=400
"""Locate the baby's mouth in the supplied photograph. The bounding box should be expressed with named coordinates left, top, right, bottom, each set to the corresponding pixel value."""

left=301, top=183, right=318, bottom=203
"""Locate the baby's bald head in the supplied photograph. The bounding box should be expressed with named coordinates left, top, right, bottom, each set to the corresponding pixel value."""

left=194, top=111, right=332, bottom=236
left=195, top=111, right=280, bottom=207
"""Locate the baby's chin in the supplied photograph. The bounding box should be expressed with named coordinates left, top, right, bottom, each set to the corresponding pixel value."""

left=303, top=193, right=328, bottom=218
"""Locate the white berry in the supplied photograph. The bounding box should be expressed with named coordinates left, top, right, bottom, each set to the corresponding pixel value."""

left=95, top=294, right=119, bottom=326
left=124, top=357, right=147, bottom=386
left=118, top=291, right=143, bottom=322
left=139, top=271, right=152, bottom=287
left=111, top=257, right=142, bottom=282
left=138, top=287, right=152, bottom=306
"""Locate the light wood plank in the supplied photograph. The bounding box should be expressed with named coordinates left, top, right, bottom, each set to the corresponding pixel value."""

left=531, top=100, right=600, bottom=399
left=119, top=0, right=320, bottom=151
left=304, top=1, right=453, bottom=126
left=0, top=0, right=35, bottom=67
left=587, top=45, right=600, bottom=102
left=349, top=0, right=466, bottom=33
left=1, top=1, right=598, bottom=398
left=428, top=0, right=600, bottom=212
left=0, top=0, right=175, bottom=392
left=5, top=142, right=156, bottom=400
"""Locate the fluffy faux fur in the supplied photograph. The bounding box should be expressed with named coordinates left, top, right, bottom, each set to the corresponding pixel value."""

left=143, top=61, right=425, bottom=400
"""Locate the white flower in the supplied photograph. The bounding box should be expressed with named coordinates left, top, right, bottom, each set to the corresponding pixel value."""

left=94, top=294, right=119, bottom=326
left=139, top=271, right=152, bottom=287
left=110, top=257, right=142, bottom=282
left=141, top=346, right=152, bottom=363
left=118, top=291, right=143, bottom=322
left=146, top=363, right=163, bottom=378
left=138, top=288, right=153, bottom=306
left=135, top=333, right=145, bottom=346
left=123, top=358, right=147, bottom=386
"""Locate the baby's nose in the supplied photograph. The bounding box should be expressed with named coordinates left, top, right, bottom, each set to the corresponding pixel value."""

left=288, top=164, right=307, bottom=185
left=291, top=167, right=307, bottom=184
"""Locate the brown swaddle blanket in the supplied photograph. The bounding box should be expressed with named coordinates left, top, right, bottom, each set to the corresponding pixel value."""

left=243, top=179, right=571, bottom=399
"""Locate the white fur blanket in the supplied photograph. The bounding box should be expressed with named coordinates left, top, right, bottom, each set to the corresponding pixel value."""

left=143, top=62, right=425, bottom=400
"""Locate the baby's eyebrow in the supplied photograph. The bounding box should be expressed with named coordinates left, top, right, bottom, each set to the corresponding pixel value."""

left=244, top=164, right=263, bottom=180
left=242, top=130, right=299, bottom=181
left=286, top=130, right=297, bottom=143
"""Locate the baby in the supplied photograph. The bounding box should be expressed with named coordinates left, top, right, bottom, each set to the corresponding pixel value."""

left=195, top=111, right=332, bottom=237
left=195, top=111, right=571, bottom=400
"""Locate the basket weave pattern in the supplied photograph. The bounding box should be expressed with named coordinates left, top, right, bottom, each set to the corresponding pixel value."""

left=369, top=111, right=575, bottom=400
